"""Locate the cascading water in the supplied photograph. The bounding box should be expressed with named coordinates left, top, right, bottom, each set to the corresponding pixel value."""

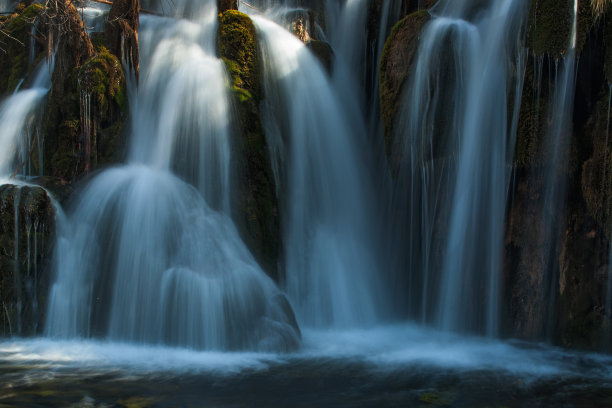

left=539, top=0, right=579, bottom=338
left=45, top=1, right=300, bottom=351
left=392, top=0, right=527, bottom=335
left=78, top=0, right=111, bottom=34
left=0, top=59, right=53, bottom=178
left=0, top=0, right=16, bottom=12
left=253, top=16, right=389, bottom=328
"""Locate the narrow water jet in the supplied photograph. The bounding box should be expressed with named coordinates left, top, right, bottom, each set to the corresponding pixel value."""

left=0, top=60, right=53, bottom=178
left=539, top=0, right=579, bottom=339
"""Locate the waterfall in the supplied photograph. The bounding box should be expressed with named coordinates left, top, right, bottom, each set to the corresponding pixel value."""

left=45, top=2, right=300, bottom=351
left=0, top=59, right=53, bottom=178
left=254, top=16, right=389, bottom=328
left=393, top=0, right=527, bottom=335
left=539, top=0, right=579, bottom=339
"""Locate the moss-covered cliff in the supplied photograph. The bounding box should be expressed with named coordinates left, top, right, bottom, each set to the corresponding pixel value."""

left=217, top=10, right=281, bottom=282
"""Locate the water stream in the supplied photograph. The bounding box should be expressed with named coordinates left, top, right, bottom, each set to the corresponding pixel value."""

left=2, top=0, right=612, bottom=405
left=392, top=0, right=527, bottom=335
left=45, top=2, right=300, bottom=351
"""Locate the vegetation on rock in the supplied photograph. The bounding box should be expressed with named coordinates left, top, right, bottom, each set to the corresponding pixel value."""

left=379, top=9, right=429, bottom=164
left=0, top=3, right=44, bottom=95
left=217, top=10, right=280, bottom=282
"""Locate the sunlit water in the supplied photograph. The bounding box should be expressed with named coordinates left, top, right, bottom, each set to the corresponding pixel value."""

left=2, top=325, right=612, bottom=407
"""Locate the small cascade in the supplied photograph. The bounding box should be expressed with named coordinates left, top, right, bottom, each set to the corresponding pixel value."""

left=0, top=59, right=54, bottom=178
left=539, top=0, right=579, bottom=339
left=79, top=0, right=111, bottom=34
left=129, top=11, right=231, bottom=212
left=392, top=0, right=527, bottom=335
left=254, top=16, right=388, bottom=328
left=46, top=2, right=300, bottom=351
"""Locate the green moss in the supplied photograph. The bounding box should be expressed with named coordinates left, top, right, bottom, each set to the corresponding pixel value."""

left=418, top=391, right=453, bottom=406
left=216, top=10, right=280, bottom=282
left=527, top=0, right=572, bottom=58
left=217, top=10, right=260, bottom=102
left=78, top=46, right=126, bottom=116
left=0, top=3, right=44, bottom=94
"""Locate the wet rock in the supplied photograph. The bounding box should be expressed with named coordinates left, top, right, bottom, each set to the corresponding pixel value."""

left=527, top=0, right=593, bottom=58
left=41, top=0, right=95, bottom=182
left=104, top=0, right=139, bottom=81
left=0, top=3, right=46, bottom=95
left=217, top=0, right=238, bottom=14
left=217, top=10, right=280, bottom=282
left=307, top=39, right=333, bottom=73
left=379, top=9, right=430, bottom=171
left=78, top=45, right=128, bottom=169
left=0, top=183, right=55, bottom=336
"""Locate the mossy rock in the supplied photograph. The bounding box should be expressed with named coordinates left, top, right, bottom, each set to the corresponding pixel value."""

left=0, top=3, right=44, bottom=95
left=41, top=0, right=131, bottom=181
left=307, top=40, right=334, bottom=73
left=527, top=0, right=593, bottom=58
left=217, top=10, right=260, bottom=102
left=79, top=46, right=127, bottom=119
left=379, top=9, right=430, bottom=177
left=217, top=10, right=280, bottom=282
left=379, top=9, right=430, bottom=158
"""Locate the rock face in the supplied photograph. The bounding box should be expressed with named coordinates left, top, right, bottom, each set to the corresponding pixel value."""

left=0, top=3, right=45, bottom=95
left=379, top=0, right=612, bottom=350
left=505, top=1, right=612, bottom=350
left=105, top=0, right=140, bottom=80
left=41, top=0, right=95, bottom=181
left=41, top=0, right=128, bottom=181
left=379, top=9, right=430, bottom=174
left=217, top=10, right=281, bottom=282
left=0, top=184, right=55, bottom=336
left=77, top=45, right=128, bottom=170
left=217, top=0, right=237, bottom=14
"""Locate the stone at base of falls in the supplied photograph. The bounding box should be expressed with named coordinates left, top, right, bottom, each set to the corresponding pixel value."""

left=379, top=9, right=430, bottom=176
left=0, top=184, right=55, bottom=337
left=44, top=167, right=298, bottom=352
left=217, top=11, right=281, bottom=282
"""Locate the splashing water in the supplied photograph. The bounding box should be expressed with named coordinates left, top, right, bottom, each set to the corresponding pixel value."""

left=45, top=2, right=300, bottom=351
left=392, top=0, right=527, bottom=335
left=254, top=16, right=389, bottom=328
